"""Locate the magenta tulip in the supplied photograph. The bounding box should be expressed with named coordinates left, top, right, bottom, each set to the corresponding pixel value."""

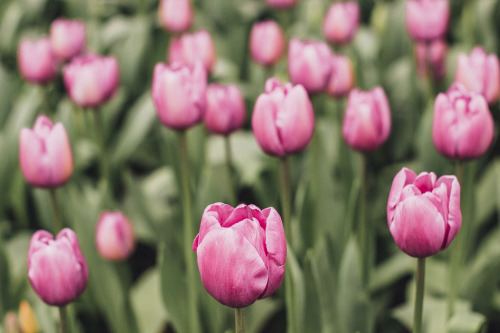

left=405, top=0, right=449, bottom=42
left=19, top=115, right=73, bottom=188
left=193, top=203, right=286, bottom=308
left=322, top=1, right=360, bottom=45
left=432, top=83, right=494, bottom=160
left=249, top=20, right=286, bottom=67
left=325, top=53, right=356, bottom=98
left=95, top=211, right=136, bottom=262
left=18, top=37, right=58, bottom=84
left=265, top=0, right=298, bottom=9
left=158, top=0, right=193, bottom=34
left=205, top=83, right=246, bottom=135
left=50, top=18, right=86, bottom=61
left=415, top=39, right=447, bottom=80
left=168, top=29, right=216, bottom=74
left=387, top=168, right=461, bottom=258
left=28, top=228, right=88, bottom=306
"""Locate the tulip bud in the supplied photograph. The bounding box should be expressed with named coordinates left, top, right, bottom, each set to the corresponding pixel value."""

left=18, top=37, right=58, bottom=84
left=193, top=203, right=286, bottom=308
left=152, top=61, right=207, bottom=130
left=63, top=53, right=120, bottom=108
left=432, top=83, right=494, bottom=161
left=252, top=78, right=315, bottom=157
left=322, top=1, right=360, bottom=45
left=405, top=0, right=449, bottom=42
left=265, top=0, right=298, bottom=9
left=168, top=29, right=216, bottom=74
left=28, top=228, right=88, bottom=306
left=205, top=83, right=246, bottom=135
left=249, top=20, right=286, bottom=67
left=158, top=0, right=193, bottom=34
left=19, top=115, right=73, bottom=188
left=95, top=211, right=136, bottom=262
left=454, top=46, right=500, bottom=105
left=50, top=18, right=86, bottom=61
left=342, top=86, right=391, bottom=152
left=18, top=301, right=38, bottom=333
left=415, top=39, right=447, bottom=81
left=387, top=167, right=461, bottom=258
left=325, top=53, right=356, bottom=98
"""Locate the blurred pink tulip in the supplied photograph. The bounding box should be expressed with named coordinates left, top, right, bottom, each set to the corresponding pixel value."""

left=193, top=203, right=286, bottom=308
left=96, top=211, right=136, bottom=262
left=387, top=167, right=461, bottom=258
left=322, top=1, right=360, bottom=45
left=50, top=18, right=86, bottom=61
left=265, top=0, right=298, bottom=9
left=18, top=37, right=58, bottom=84
left=168, top=29, right=216, bottom=73
left=19, top=115, right=73, bottom=188
left=325, top=53, right=356, bottom=98
left=405, top=0, right=449, bottom=42
left=158, top=0, right=193, bottom=34
left=432, top=83, right=494, bottom=160
left=252, top=78, right=314, bottom=157
left=249, top=20, right=286, bottom=67
left=205, top=83, right=246, bottom=135
left=415, top=39, right=447, bottom=80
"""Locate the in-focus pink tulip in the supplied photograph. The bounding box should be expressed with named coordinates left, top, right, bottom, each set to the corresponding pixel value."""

left=205, top=83, right=246, bottom=135
left=454, top=46, right=500, bottom=104
left=387, top=167, right=461, bottom=258
left=325, top=53, right=356, bottom=98
left=415, top=39, right=447, bottom=81
left=405, top=0, right=449, bottom=42
left=158, top=0, right=193, bottom=34
left=28, top=228, right=88, bottom=306
left=252, top=78, right=314, bottom=157
left=322, top=1, right=360, bottom=45
left=152, top=61, right=207, bottom=130
left=95, top=211, right=136, bottom=262
left=19, top=115, right=73, bottom=188
left=63, top=53, right=120, bottom=108
left=249, top=20, right=286, bottom=67
left=18, top=37, right=58, bottom=84
left=193, top=203, right=286, bottom=308
left=168, top=29, right=216, bottom=74
left=265, top=0, right=298, bottom=9
left=432, top=83, right=494, bottom=160
left=50, top=18, right=86, bottom=61
left=288, top=38, right=332, bottom=94
left=342, top=86, right=391, bottom=152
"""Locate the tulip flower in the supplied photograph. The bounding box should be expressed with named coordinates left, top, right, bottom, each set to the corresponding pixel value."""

left=18, top=37, right=58, bottom=84
left=63, top=52, right=120, bottom=108
left=249, top=20, right=286, bottom=67
left=158, top=0, right=193, bottom=34
left=265, top=0, right=298, bottom=9
left=322, top=1, right=360, bottom=45
left=288, top=38, right=332, bottom=93
left=168, top=29, right=216, bottom=74
left=19, top=115, right=73, bottom=188
left=95, top=211, right=136, bottom=261
left=325, top=53, right=356, bottom=98
left=28, top=228, right=88, bottom=306
left=432, top=83, right=494, bottom=160
left=193, top=203, right=286, bottom=308
left=454, top=46, right=500, bottom=104
left=405, top=0, right=449, bottom=42
left=252, top=78, right=314, bottom=157
left=152, top=61, right=207, bottom=130
left=50, top=18, right=86, bottom=61
left=18, top=301, right=38, bottom=333
left=415, top=39, right=447, bottom=80
left=342, top=86, right=391, bottom=152
left=387, top=167, right=461, bottom=258
left=205, top=83, right=246, bottom=135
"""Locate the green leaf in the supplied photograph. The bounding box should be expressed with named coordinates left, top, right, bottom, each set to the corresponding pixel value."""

left=370, top=252, right=414, bottom=293
left=447, top=311, right=486, bottom=333
left=285, top=246, right=305, bottom=333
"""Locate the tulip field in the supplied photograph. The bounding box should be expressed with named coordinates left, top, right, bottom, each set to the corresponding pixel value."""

left=2, top=0, right=500, bottom=332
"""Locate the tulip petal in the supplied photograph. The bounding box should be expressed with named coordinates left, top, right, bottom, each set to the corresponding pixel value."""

left=387, top=168, right=416, bottom=225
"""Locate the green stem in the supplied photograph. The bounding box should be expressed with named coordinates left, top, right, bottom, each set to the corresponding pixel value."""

left=224, top=135, right=237, bottom=205
left=359, top=153, right=370, bottom=286
left=414, top=257, right=426, bottom=333
left=235, top=307, right=246, bottom=333
left=59, top=306, right=68, bottom=333
left=280, top=156, right=292, bottom=245
left=92, top=110, right=111, bottom=205
left=49, top=189, right=63, bottom=232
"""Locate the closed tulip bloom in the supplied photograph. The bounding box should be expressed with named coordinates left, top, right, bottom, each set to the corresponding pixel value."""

left=18, top=37, right=58, bottom=84
left=19, top=115, right=73, bottom=188
left=322, top=1, right=360, bottom=45
left=288, top=38, right=332, bottom=93
left=252, top=78, right=314, bottom=157
left=387, top=168, right=461, bottom=258
left=325, top=53, right=356, bottom=98
left=28, top=228, right=88, bottom=306
left=63, top=53, right=120, bottom=108
left=158, top=0, right=193, bottom=34
left=168, top=29, right=216, bottom=74
left=152, top=61, right=207, bottom=130
left=433, top=83, right=494, bottom=160
left=415, top=39, right=447, bottom=80
left=265, top=0, right=298, bottom=9
left=405, top=0, right=449, bottom=42
left=95, top=211, right=136, bottom=262
left=249, top=20, right=286, bottom=67
left=342, top=87, right=391, bottom=152
left=50, top=18, right=86, bottom=61
left=205, top=83, right=246, bottom=135
left=193, top=203, right=286, bottom=308
left=455, top=46, right=500, bottom=104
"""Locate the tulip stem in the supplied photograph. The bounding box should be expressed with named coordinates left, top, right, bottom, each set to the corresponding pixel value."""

left=59, top=306, right=68, bottom=333
left=414, top=257, right=426, bottom=333
left=49, top=189, right=63, bottom=232
left=280, top=156, right=292, bottom=246
left=359, top=153, right=370, bottom=286
left=235, top=307, right=246, bottom=333
left=92, top=110, right=109, bottom=192
left=224, top=135, right=237, bottom=205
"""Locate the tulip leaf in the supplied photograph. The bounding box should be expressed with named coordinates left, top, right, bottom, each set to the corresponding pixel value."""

left=302, top=250, right=323, bottom=333
left=370, top=252, right=414, bottom=293
left=246, top=298, right=282, bottom=333
left=0, top=241, right=10, bottom=316
left=285, top=246, right=305, bottom=333
left=447, top=311, right=486, bottom=333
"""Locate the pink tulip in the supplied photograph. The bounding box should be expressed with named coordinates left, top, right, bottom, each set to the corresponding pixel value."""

left=265, top=0, right=298, bottom=9
left=387, top=167, right=461, bottom=258
left=249, top=20, right=286, bottom=67
left=342, top=87, right=391, bottom=152
left=19, top=115, right=73, bottom=188
left=288, top=38, right=332, bottom=93
left=152, top=61, right=207, bottom=130
left=50, top=18, right=86, bottom=61
left=63, top=53, right=120, bottom=108
left=325, top=53, right=356, bottom=98
left=432, top=83, right=494, bottom=160
left=252, top=78, right=314, bottom=157
left=454, top=46, right=500, bottom=104
left=158, top=0, right=193, bottom=34
left=322, top=1, right=360, bottom=45
left=17, top=37, right=58, bottom=84
left=95, top=211, right=136, bottom=262
left=168, top=29, right=216, bottom=74
left=405, top=0, right=449, bottom=41
left=193, top=203, right=286, bottom=308
left=205, top=83, right=246, bottom=135
left=28, top=228, right=88, bottom=306
left=415, top=39, right=447, bottom=80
